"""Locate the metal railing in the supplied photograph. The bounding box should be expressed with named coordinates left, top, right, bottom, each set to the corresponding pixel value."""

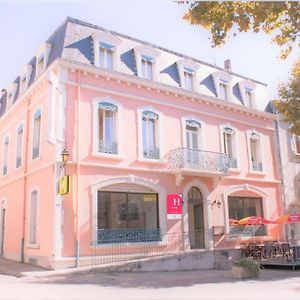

left=168, top=148, right=229, bottom=173
left=252, top=161, right=262, bottom=172
left=99, top=140, right=118, bottom=154
left=228, top=158, right=237, bottom=169
left=143, top=147, right=160, bottom=159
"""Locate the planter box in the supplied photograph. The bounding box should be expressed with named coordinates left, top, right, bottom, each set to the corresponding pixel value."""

left=232, top=265, right=260, bottom=279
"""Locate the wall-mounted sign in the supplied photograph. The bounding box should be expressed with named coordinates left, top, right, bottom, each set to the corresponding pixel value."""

left=59, top=175, right=70, bottom=195
left=143, top=194, right=157, bottom=202
left=167, top=194, right=182, bottom=220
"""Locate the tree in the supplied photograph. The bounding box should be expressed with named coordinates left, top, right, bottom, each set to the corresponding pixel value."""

left=182, top=1, right=300, bottom=134
left=274, top=59, right=300, bottom=135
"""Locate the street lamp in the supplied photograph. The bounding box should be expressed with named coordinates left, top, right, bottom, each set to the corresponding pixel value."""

left=61, top=149, right=69, bottom=164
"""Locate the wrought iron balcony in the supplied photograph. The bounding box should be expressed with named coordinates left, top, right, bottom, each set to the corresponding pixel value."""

left=99, top=140, right=118, bottom=154
left=252, top=161, right=262, bottom=172
left=143, top=147, right=160, bottom=159
left=168, top=148, right=229, bottom=175
left=228, top=158, right=237, bottom=169
left=97, top=228, right=161, bottom=244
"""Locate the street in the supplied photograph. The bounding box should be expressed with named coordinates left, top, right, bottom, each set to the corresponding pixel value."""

left=0, top=268, right=300, bottom=300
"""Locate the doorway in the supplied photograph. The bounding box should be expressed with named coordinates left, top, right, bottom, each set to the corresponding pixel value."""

left=188, top=187, right=205, bottom=249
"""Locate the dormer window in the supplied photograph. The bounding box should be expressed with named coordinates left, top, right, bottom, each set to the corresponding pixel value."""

left=99, top=42, right=114, bottom=70
left=92, top=32, right=121, bottom=71
left=134, top=45, right=160, bottom=81
left=34, top=42, right=52, bottom=79
left=19, top=65, right=32, bottom=95
left=141, top=55, right=154, bottom=80
left=219, top=80, right=229, bottom=101
left=238, top=80, right=256, bottom=108
left=177, top=59, right=199, bottom=92
left=212, top=71, right=232, bottom=101
left=20, top=75, right=27, bottom=94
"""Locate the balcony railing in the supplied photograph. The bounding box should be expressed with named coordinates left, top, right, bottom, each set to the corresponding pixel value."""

left=97, top=228, right=161, bottom=244
left=143, top=147, right=160, bottom=159
left=252, top=161, right=262, bottom=172
left=228, top=158, right=237, bottom=169
left=99, top=140, right=118, bottom=155
left=168, top=148, right=229, bottom=174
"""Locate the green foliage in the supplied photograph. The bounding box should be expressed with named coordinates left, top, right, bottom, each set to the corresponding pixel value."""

left=233, top=258, right=260, bottom=274
left=273, top=59, right=300, bottom=135
left=183, top=1, right=300, bottom=59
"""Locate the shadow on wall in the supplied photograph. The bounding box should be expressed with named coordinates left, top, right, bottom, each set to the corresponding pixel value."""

left=232, top=83, right=243, bottom=105
left=200, top=75, right=216, bottom=96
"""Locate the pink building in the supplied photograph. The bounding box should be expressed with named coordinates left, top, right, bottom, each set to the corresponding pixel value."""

left=0, top=18, right=283, bottom=269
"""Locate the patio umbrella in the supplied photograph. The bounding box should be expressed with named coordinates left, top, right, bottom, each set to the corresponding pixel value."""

left=238, top=216, right=274, bottom=225
left=275, top=213, right=300, bottom=224
left=229, top=218, right=239, bottom=225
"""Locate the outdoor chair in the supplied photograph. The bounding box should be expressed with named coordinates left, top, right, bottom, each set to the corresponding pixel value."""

left=240, top=242, right=249, bottom=257
left=280, top=242, right=292, bottom=262
left=273, top=241, right=281, bottom=256
left=248, top=242, right=262, bottom=259
left=263, top=242, right=274, bottom=259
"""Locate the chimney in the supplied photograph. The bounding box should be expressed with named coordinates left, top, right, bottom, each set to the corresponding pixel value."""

left=224, top=59, right=231, bottom=72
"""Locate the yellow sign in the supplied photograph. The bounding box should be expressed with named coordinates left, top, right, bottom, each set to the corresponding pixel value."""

left=59, top=175, right=70, bottom=195
left=143, top=194, right=157, bottom=202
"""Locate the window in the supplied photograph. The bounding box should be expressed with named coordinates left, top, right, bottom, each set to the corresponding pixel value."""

left=142, top=111, right=159, bottom=159
left=219, top=80, right=228, bottom=101
left=2, top=137, right=9, bottom=176
left=29, top=190, right=38, bottom=244
left=185, top=120, right=201, bottom=166
left=292, top=135, right=300, bottom=155
left=97, top=191, right=160, bottom=243
left=36, top=55, right=45, bottom=77
left=19, top=75, right=27, bottom=94
left=97, top=102, right=118, bottom=154
left=141, top=55, right=153, bottom=80
left=183, top=67, right=194, bottom=91
left=245, top=88, right=253, bottom=108
left=32, top=110, right=41, bottom=159
left=16, top=125, right=23, bottom=168
left=228, top=196, right=266, bottom=236
left=99, top=42, right=114, bottom=70
left=249, top=132, right=262, bottom=171
left=223, top=127, right=237, bottom=168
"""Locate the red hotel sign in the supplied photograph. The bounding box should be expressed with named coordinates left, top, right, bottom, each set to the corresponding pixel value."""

left=167, top=194, right=182, bottom=220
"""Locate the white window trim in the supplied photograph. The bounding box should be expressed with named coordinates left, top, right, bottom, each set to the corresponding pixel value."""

left=34, top=42, right=52, bottom=79
left=212, top=71, right=233, bottom=101
left=176, top=59, right=199, bottom=92
left=15, top=122, right=24, bottom=170
left=19, top=64, right=33, bottom=95
left=92, top=32, right=121, bottom=71
left=27, top=186, right=40, bottom=248
left=2, top=135, right=9, bottom=177
left=246, top=129, right=265, bottom=174
left=137, top=106, right=163, bottom=162
left=92, top=96, right=124, bottom=159
left=30, top=107, right=43, bottom=162
left=238, top=80, right=257, bottom=108
left=0, top=198, right=7, bottom=254
left=219, top=124, right=240, bottom=172
left=134, top=45, right=160, bottom=81
left=181, top=116, right=205, bottom=150
left=291, top=134, right=300, bottom=156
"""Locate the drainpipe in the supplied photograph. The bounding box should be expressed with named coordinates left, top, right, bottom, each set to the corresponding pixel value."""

left=274, top=118, right=288, bottom=240
left=75, top=70, right=81, bottom=267
left=21, top=97, right=31, bottom=262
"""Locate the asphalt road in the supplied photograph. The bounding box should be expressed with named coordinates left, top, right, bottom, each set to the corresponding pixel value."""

left=0, top=269, right=300, bottom=300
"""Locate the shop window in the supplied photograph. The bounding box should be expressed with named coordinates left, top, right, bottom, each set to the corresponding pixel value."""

left=97, top=191, right=160, bottom=243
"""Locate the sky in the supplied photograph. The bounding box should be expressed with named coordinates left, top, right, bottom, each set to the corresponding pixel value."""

left=0, top=0, right=299, bottom=110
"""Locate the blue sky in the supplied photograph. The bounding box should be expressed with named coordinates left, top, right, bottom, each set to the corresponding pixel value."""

left=0, top=0, right=299, bottom=109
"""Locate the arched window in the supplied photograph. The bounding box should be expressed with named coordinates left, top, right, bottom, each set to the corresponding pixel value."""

left=142, top=111, right=159, bottom=159
left=97, top=102, right=118, bottom=154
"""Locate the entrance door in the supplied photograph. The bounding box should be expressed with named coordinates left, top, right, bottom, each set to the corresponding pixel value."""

left=188, top=187, right=205, bottom=249
left=0, top=208, right=5, bottom=255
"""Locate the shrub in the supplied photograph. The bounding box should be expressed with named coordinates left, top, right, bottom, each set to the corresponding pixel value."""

left=233, top=258, right=260, bottom=275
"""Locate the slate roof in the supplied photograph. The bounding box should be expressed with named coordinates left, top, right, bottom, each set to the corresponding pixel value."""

left=0, top=17, right=268, bottom=118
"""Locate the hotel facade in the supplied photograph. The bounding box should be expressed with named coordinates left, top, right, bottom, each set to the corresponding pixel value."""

left=0, top=18, right=284, bottom=269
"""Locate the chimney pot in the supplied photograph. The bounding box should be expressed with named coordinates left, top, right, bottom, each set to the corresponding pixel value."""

left=224, top=59, right=231, bottom=71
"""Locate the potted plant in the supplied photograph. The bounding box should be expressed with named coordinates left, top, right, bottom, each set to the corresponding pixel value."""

left=232, top=258, right=260, bottom=279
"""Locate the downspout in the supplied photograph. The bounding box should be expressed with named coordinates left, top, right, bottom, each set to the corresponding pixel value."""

left=274, top=118, right=288, bottom=240
left=21, top=97, right=31, bottom=262
left=75, top=70, right=81, bottom=267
